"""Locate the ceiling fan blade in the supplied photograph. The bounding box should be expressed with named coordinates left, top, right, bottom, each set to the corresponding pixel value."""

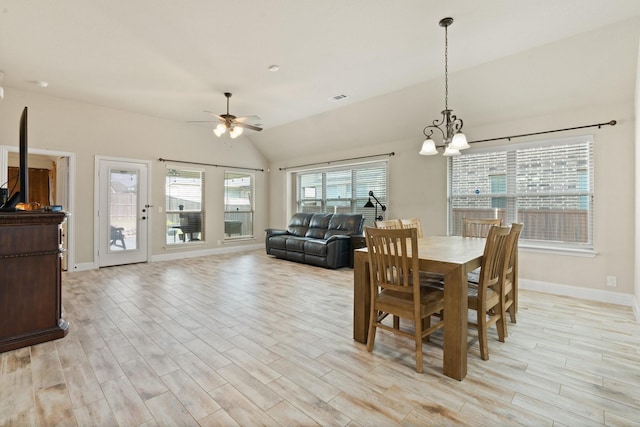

left=234, top=115, right=261, bottom=123
left=203, top=110, right=225, bottom=121
left=187, top=120, right=216, bottom=123
left=234, top=122, right=263, bottom=132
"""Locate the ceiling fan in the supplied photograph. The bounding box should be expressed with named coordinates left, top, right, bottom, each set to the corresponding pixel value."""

left=202, top=92, right=262, bottom=138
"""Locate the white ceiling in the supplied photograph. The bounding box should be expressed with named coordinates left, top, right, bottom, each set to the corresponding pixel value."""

left=1, top=0, right=640, bottom=159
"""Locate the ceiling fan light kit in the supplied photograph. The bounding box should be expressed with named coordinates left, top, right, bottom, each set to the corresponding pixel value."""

left=209, top=92, right=263, bottom=139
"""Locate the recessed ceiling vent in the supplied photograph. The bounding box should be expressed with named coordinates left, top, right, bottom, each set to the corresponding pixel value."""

left=329, top=94, right=348, bottom=102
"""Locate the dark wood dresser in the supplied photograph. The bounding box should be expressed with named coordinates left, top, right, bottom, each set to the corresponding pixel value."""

left=0, top=211, right=69, bottom=352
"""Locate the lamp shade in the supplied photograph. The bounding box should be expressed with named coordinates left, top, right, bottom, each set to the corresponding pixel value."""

left=229, top=126, right=243, bottom=139
left=214, top=123, right=226, bottom=137
left=363, top=197, right=375, bottom=208
left=419, top=138, right=438, bottom=155
left=450, top=132, right=469, bottom=150
left=443, top=145, right=461, bottom=156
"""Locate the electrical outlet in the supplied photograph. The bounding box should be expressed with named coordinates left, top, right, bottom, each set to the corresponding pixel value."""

left=606, top=275, right=617, bottom=287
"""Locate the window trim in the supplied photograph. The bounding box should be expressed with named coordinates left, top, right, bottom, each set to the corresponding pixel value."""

left=223, top=170, right=255, bottom=241
left=448, top=135, right=595, bottom=255
left=165, top=165, right=205, bottom=246
left=293, top=159, right=389, bottom=226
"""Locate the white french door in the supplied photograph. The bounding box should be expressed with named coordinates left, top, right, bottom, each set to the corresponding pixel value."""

left=97, top=158, right=150, bottom=267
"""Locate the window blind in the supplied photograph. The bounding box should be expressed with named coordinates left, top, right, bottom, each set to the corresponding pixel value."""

left=295, top=161, right=388, bottom=226
left=449, top=136, right=594, bottom=250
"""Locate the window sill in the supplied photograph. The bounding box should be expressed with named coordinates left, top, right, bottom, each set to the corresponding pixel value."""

left=223, top=236, right=255, bottom=243
left=520, top=244, right=596, bottom=258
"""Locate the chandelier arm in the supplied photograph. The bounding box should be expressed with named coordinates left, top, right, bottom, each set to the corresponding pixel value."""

left=422, top=124, right=445, bottom=141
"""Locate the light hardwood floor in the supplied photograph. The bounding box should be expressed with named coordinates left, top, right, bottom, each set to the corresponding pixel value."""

left=1, top=249, right=639, bottom=426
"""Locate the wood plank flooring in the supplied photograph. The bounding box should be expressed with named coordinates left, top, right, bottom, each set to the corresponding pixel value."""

left=1, top=249, right=639, bottom=426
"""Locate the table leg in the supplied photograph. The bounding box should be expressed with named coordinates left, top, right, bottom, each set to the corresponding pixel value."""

left=442, top=265, right=468, bottom=380
left=353, top=250, right=370, bottom=343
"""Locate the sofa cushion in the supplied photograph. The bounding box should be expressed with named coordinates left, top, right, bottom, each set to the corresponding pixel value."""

left=324, top=213, right=364, bottom=239
left=285, top=236, right=307, bottom=253
left=303, top=239, right=327, bottom=257
left=305, top=213, right=332, bottom=239
left=268, top=235, right=291, bottom=250
left=287, top=213, right=312, bottom=237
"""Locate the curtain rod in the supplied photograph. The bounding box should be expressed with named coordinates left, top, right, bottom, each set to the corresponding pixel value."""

left=158, top=158, right=264, bottom=172
left=466, top=119, right=617, bottom=145
left=279, top=152, right=395, bottom=171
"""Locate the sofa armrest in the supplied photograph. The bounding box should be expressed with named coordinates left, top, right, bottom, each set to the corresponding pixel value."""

left=325, top=234, right=350, bottom=243
left=265, top=228, right=289, bottom=254
left=265, top=228, right=289, bottom=237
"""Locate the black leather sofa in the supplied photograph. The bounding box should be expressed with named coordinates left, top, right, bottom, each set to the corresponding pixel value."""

left=265, top=212, right=364, bottom=268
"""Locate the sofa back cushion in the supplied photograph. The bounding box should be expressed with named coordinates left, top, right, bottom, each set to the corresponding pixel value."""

left=287, top=213, right=312, bottom=237
left=324, top=213, right=364, bottom=239
left=305, top=213, right=332, bottom=239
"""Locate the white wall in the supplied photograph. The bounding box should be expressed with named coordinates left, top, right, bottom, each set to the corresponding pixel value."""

left=0, top=89, right=269, bottom=269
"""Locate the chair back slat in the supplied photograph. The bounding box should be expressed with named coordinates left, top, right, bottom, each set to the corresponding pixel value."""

left=477, top=225, right=511, bottom=299
left=374, top=219, right=402, bottom=230
left=365, top=226, right=418, bottom=296
left=400, top=217, right=424, bottom=238
left=462, top=217, right=502, bottom=238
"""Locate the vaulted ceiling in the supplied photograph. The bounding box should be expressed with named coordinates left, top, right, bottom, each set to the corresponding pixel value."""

left=2, top=0, right=639, bottom=161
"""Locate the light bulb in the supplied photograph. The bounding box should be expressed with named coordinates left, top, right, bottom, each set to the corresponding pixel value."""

left=419, top=138, right=438, bottom=155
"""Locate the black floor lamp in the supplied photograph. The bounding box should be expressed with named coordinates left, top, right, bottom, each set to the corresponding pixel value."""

left=363, top=191, right=386, bottom=221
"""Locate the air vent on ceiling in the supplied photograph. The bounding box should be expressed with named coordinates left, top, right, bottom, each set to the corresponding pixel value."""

left=329, top=94, right=348, bottom=102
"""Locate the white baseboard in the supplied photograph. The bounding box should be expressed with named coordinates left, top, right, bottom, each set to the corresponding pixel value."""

left=520, top=278, right=640, bottom=322
left=69, top=262, right=98, bottom=272
left=67, top=244, right=263, bottom=271
left=151, top=243, right=263, bottom=263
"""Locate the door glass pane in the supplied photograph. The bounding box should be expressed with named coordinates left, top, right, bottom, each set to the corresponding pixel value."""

left=109, top=169, right=137, bottom=251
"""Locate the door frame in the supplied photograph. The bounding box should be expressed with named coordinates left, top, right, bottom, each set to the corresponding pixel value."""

left=94, top=155, right=152, bottom=267
left=0, top=145, right=76, bottom=271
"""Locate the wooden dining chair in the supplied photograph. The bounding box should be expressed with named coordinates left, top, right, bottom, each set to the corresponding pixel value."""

left=467, top=225, right=511, bottom=361
left=462, top=217, right=502, bottom=238
left=374, top=219, right=401, bottom=229
left=502, top=223, right=523, bottom=334
left=400, top=217, right=424, bottom=238
left=364, top=226, right=445, bottom=373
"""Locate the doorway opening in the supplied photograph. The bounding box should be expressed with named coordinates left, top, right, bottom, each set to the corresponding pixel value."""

left=1, top=146, right=75, bottom=271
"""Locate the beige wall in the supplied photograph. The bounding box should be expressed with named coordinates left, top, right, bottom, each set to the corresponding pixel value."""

left=0, top=17, right=638, bottom=307
left=0, top=89, right=269, bottom=268
left=265, top=19, right=639, bottom=300
left=635, top=29, right=640, bottom=313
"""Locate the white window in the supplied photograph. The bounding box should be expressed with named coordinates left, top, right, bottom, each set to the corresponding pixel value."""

left=224, top=171, right=254, bottom=239
left=295, top=161, right=387, bottom=227
left=448, top=136, right=594, bottom=250
left=165, top=168, right=204, bottom=244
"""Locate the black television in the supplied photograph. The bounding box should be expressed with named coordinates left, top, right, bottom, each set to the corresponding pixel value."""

left=0, top=106, right=28, bottom=211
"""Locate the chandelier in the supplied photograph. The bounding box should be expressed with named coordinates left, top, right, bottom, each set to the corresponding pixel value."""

left=419, top=17, right=469, bottom=157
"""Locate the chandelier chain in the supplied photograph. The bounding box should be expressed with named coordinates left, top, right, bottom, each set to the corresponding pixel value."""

left=444, top=24, right=448, bottom=110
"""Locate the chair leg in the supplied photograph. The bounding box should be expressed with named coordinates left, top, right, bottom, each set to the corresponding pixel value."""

left=497, top=314, right=506, bottom=343
left=393, top=315, right=399, bottom=330
left=366, top=310, right=378, bottom=352
left=421, top=316, right=432, bottom=342
left=478, top=312, right=489, bottom=361
left=414, top=321, right=423, bottom=373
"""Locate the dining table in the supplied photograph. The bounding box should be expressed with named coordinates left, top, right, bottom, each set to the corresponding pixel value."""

left=353, top=235, right=487, bottom=381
